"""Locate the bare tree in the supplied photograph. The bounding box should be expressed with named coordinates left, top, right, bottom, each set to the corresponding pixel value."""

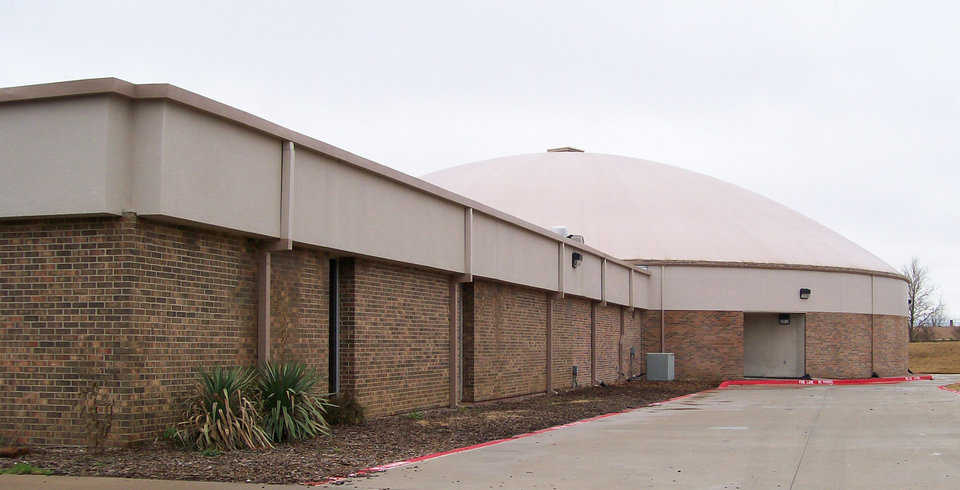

left=927, top=297, right=948, bottom=327
left=902, top=257, right=945, bottom=340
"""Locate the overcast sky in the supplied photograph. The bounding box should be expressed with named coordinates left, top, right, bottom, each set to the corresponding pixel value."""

left=2, top=1, right=957, bottom=317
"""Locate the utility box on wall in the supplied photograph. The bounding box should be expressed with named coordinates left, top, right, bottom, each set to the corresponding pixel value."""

left=647, top=353, right=675, bottom=381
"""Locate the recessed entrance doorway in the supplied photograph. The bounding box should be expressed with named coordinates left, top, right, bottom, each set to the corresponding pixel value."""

left=743, top=313, right=805, bottom=378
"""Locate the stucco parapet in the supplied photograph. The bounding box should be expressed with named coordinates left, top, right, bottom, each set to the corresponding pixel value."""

left=0, top=77, right=646, bottom=277
left=630, top=259, right=905, bottom=282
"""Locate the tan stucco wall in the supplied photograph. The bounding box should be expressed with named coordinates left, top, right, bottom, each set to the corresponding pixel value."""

left=632, top=271, right=650, bottom=309
left=0, top=95, right=130, bottom=217
left=873, top=275, right=909, bottom=316
left=0, top=92, right=645, bottom=308
left=472, top=212, right=558, bottom=290
left=646, top=265, right=906, bottom=316
left=294, top=148, right=465, bottom=272
left=564, top=246, right=602, bottom=300
left=605, top=262, right=630, bottom=305
left=142, top=102, right=282, bottom=236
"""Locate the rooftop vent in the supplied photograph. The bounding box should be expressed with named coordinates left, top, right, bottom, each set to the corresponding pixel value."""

left=551, top=226, right=585, bottom=244
left=547, top=147, right=584, bottom=153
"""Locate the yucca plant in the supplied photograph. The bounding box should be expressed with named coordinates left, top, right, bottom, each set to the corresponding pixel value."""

left=179, top=366, right=273, bottom=451
left=257, top=362, right=333, bottom=443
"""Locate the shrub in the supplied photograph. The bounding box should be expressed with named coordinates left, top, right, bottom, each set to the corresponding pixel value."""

left=1, top=463, right=52, bottom=475
left=161, top=427, right=177, bottom=441
left=179, top=367, right=272, bottom=451
left=200, top=447, right=222, bottom=457
left=402, top=410, right=425, bottom=421
left=326, top=393, right=365, bottom=425
left=257, top=362, right=332, bottom=443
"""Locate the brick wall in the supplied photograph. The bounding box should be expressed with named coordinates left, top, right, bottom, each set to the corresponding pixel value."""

left=642, top=310, right=904, bottom=380
left=621, top=309, right=643, bottom=379
left=0, top=217, right=136, bottom=446
left=269, top=250, right=329, bottom=387
left=129, top=218, right=261, bottom=443
left=551, top=295, right=593, bottom=389
left=805, top=312, right=872, bottom=379
left=0, top=215, right=334, bottom=446
left=664, top=310, right=744, bottom=379
left=595, top=303, right=621, bottom=384
left=640, top=310, right=662, bottom=375
left=339, top=258, right=450, bottom=417
left=461, top=280, right=547, bottom=401
left=3, top=215, right=909, bottom=446
left=873, top=315, right=908, bottom=377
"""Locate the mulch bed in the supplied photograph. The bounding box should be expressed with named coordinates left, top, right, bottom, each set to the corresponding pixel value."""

left=8, top=380, right=716, bottom=484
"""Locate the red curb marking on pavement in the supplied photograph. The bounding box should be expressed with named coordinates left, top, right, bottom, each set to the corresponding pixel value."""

left=939, top=384, right=960, bottom=394
left=718, top=375, right=931, bottom=388
left=303, top=374, right=931, bottom=486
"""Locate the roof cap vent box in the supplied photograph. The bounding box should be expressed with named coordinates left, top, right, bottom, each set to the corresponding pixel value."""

left=547, top=147, right=584, bottom=153
left=567, top=234, right=585, bottom=244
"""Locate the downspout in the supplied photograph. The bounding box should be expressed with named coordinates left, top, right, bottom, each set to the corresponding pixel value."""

left=257, top=250, right=271, bottom=364
left=601, top=258, right=607, bottom=306
left=660, top=265, right=665, bottom=352
left=870, top=275, right=876, bottom=375
left=546, top=293, right=553, bottom=393
left=329, top=259, right=340, bottom=394
left=558, top=242, right=565, bottom=298
left=449, top=207, right=473, bottom=408
left=618, top=306, right=624, bottom=380
left=257, top=141, right=295, bottom=366
left=591, top=302, right=597, bottom=385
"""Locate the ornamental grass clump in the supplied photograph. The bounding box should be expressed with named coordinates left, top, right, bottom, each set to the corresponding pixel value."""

left=180, top=367, right=272, bottom=451
left=257, top=362, right=333, bottom=443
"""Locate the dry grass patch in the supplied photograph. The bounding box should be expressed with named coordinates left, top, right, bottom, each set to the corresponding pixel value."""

left=909, top=341, right=960, bottom=374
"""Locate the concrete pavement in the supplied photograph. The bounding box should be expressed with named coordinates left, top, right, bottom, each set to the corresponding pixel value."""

left=326, top=375, right=960, bottom=489
left=0, top=475, right=301, bottom=489
left=4, top=376, right=959, bottom=489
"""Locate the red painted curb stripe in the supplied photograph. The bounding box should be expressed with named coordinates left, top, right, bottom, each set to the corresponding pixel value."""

left=718, top=375, right=931, bottom=388
left=302, top=390, right=707, bottom=486
left=939, top=384, right=960, bottom=394
left=303, top=374, right=932, bottom=486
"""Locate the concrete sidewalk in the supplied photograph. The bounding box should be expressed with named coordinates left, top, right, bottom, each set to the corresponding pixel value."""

left=0, top=474, right=302, bottom=489
left=4, top=376, right=958, bottom=489
left=325, top=375, right=960, bottom=489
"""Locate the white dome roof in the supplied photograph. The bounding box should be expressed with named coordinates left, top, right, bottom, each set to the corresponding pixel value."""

left=424, top=151, right=897, bottom=275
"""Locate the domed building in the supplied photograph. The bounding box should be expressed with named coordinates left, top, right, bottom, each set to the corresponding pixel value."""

left=0, top=79, right=908, bottom=446
left=425, top=148, right=908, bottom=380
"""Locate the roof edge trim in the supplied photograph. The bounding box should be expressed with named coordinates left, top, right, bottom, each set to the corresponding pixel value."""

left=0, top=78, right=647, bottom=276
left=629, top=259, right=906, bottom=281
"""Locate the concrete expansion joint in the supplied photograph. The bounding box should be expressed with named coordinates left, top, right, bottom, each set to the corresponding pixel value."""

left=788, top=388, right=828, bottom=490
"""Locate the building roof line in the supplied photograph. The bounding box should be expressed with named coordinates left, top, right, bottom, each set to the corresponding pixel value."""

left=0, top=77, right=648, bottom=276
left=629, top=259, right=907, bottom=281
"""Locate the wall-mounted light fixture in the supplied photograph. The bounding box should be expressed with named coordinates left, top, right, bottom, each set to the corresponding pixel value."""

left=779, top=313, right=791, bottom=325
left=572, top=252, right=583, bottom=269
left=799, top=288, right=811, bottom=300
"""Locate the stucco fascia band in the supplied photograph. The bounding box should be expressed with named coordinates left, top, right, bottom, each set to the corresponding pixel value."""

left=0, top=78, right=646, bottom=277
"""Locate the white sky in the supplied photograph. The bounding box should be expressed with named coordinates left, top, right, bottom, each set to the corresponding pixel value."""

left=2, top=0, right=957, bottom=317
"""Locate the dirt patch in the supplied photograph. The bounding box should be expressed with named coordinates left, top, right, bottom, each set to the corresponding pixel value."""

left=9, top=380, right=713, bottom=484
left=909, top=341, right=960, bottom=374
